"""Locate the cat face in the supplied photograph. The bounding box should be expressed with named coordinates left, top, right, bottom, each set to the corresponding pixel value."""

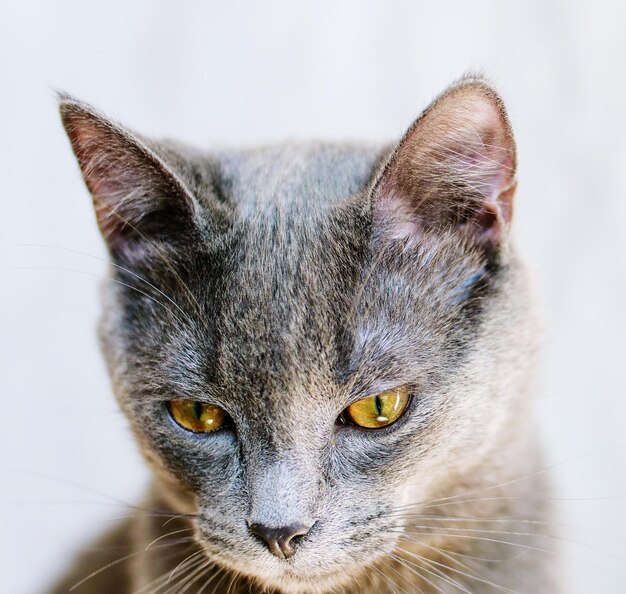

left=60, top=78, right=531, bottom=593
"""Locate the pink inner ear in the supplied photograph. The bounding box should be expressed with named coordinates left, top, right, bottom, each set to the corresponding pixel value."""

left=71, top=126, right=156, bottom=242
left=61, top=102, right=194, bottom=251
left=465, top=192, right=512, bottom=247
left=452, top=125, right=516, bottom=236
left=373, top=82, right=517, bottom=248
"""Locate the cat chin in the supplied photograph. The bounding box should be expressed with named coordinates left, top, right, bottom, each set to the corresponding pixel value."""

left=197, top=542, right=366, bottom=594
left=254, top=571, right=357, bottom=594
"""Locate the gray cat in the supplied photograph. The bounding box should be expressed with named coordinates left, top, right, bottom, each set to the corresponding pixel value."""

left=52, top=77, right=557, bottom=593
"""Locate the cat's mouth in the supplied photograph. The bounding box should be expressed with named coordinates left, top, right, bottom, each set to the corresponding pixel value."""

left=195, top=529, right=369, bottom=593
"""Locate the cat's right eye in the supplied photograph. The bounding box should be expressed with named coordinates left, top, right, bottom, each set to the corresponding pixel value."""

left=167, top=400, right=230, bottom=433
left=340, top=386, right=410, bottom=429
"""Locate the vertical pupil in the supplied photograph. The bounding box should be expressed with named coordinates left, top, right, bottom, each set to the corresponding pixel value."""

left=193, top=401, right=203, bottom=420
left=375, top=395, right=383, bottom=416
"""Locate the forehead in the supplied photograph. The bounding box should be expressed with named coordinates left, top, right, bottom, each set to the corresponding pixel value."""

left=122, top=143, right=484, bottom=412
left=213, top=142, right=382, bottom=214
left=209, top=145, right=383, bottom=391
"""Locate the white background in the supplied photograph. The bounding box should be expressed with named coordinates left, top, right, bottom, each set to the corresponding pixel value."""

left=1, top=1, right=625, bottom=592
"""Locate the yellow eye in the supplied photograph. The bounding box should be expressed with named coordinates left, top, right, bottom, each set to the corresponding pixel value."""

left=168, top=400, right=229, bottom=433
left=343, top=387, right=410, bottom=429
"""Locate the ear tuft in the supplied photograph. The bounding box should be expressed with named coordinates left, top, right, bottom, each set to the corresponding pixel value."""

left=373, top=77, right=517, bottom=250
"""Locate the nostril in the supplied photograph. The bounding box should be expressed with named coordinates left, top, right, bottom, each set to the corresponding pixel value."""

left=248, top=521, right=314, bottom=559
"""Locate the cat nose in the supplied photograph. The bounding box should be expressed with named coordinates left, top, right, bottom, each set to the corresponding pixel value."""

left=247, top=520, right=314, bottom=559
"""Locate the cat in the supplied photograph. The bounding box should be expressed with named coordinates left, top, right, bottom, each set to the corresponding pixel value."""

left=51, top=76, right=558, bottom=593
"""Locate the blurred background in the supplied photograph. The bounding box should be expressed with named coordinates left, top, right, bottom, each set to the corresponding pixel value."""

left=1, top=1, right=625, bottom=592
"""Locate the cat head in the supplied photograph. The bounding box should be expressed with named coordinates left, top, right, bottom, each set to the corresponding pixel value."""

left=60, top=77, right=535, bottom=593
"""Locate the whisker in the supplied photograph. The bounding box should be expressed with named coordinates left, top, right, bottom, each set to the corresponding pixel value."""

left=398, top=536, right=485, bottom=581
left=370, top=562, right=415, bottom=594
left=5, top=265, right=187, bottom=326
left=128, top=546, right=200, bottom=594
left=145, top=528, right=195, bottom=551
left=413, top=493, right=626, bottom=511
left=0, top=465, right=199, bottom=522
left=394, top=448, right=626, bottom=512
left=167, top=550, right=206, bottom=585
left=96, top=202, right=212, bottom=336
left=130, top=547, right=204, bottom=594
left=391, top=555, right=464, bottom=594
left=225, top=570, right=242, bottom=594
left=162, top=513, right=199, bottom=528
left=389, top=512, right=548, bottom=524
left=177, top=560, right=216, bottom=594
left=69, top=551, right=148, bottom=591
left=13, top=242, right=196, bottom=327
left=209, top=568, right=230, bottom=594
left=398, top=520, right=626, bottom=564
left=401, top=532, right=526, bottom=566
left=395, top=511, right=626, bottom=542
left=69, top=539, right=194, bottom=592
left=196, top=566, right=225, bottom=594
left=402, top=523, right=552, bottom=539
left=387, top=528, right=554, bottom=555
left=161, top=557, right=209, bottom=594
left=398, top=545, right=523, bottom=594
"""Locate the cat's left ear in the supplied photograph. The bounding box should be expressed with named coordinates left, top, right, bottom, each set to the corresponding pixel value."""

left=372, top=77, right=517, bottom=251
left=59, top=96, right=206, bottom=256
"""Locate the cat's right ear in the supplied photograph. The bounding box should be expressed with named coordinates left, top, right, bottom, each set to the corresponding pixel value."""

left=370, top=77, right=517, bottom=254
left=59, top=96, right=206, bottom=256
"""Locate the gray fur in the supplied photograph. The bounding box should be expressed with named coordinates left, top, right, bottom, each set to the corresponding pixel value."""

left=52, top=77, right=558, bottom=593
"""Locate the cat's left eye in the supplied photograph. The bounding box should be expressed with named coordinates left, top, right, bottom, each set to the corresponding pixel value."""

left=340, top=386, right=410, bottom=429
left=167, top=400, right=230, bottom=433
